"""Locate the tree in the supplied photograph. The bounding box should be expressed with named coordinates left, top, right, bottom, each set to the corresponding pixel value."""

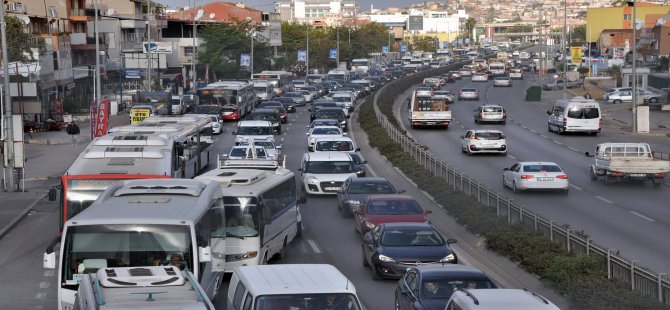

left=464, top=17, right=476, bottom=39
left=485, top=6, right=495, bottom=23
left=570, top=24, right=586, bottom=42
left=412, top=36, right=438, bottom=52
left=0, top=16, right=47, bottom=62
left=608, top=64, right=622, bottom=87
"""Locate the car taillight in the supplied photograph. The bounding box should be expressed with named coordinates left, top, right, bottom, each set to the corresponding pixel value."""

left=557, top=175, right=569, bottom=179
left=520, top=175, right=534, bottom=179
left=479, top=112, right=483, bottom=118
left=655, top=173, right=665, bottom=177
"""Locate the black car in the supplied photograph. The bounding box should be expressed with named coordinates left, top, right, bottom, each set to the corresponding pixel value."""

left=309, top=101, right=338, bottom=121
left=362, top=223, right=458, bottom=280
left=314, top=107, right=348, bottom=130
left=248, top=108, right=281, bottom=134
left=259, top=101, right=289, bottom=122
left=337, top=177, right=398, bottom=217
left=395, top=265, right=497, bottom=310
left=272, top=97, right=297, bottom=113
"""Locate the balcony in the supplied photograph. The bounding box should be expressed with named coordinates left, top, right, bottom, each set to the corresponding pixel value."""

left=70, top=8, right=86, bottom=16
left=71, top=33, right=86, bottom=45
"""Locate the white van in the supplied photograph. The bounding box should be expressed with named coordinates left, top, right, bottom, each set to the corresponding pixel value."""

left=445, top=288, right=560, bottom=310
left=233, top=120, right=275, bottom=145
left=547, top=98, right=601, bottom=135
left=227, top=264, right=364, bottom=310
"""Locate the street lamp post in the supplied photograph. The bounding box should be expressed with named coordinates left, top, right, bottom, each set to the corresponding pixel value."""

left=93, top=0, right=102, bottom=109
left=250, top=30, right=255, bottom=79
left=192, top=0, right=197, bottom=91
left=562, top=0, right=568, bottom=99
left=336, top=26, right=340, bottom=65
left=631, top=0, right=638, bottom=132
left=306, top=25, right=310, bottom=75
left=0, top=3, right=16, bottom=191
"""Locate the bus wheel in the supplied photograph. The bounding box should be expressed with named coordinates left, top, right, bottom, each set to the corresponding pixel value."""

left=277, top=238, right=288, bottom=260
left=296, top=221, right=303, bottom=238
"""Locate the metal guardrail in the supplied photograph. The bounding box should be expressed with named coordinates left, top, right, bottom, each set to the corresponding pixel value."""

left=371, top=73, right=670, bottom=305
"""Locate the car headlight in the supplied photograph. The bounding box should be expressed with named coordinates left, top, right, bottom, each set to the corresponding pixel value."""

left=345, top=199, right=361, bottom=205
left=439, top=253, right=456, bottom=263
left=273, top=122, right=279, bottom=126
left=308, top=137, right=316, bottom=144
left=340, top=120, right=346, bottom=124
left=365, top=220, right=376, bottom=229
left=306, top=176, right=319, bottom=184
left=226, top=251, right=258, bottom=262
left=378, top=254, right=397, bottom=263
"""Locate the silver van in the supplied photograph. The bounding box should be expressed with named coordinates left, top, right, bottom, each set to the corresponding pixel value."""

left=547, top=98, right=601, bottom=135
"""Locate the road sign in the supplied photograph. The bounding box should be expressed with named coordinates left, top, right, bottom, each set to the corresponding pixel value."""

left=570, top=47, right=582, bottom=65
left=400, top=45, right=407, bottom=52
left=298, top=50, right=307, bottom=62
left=125, top=69, right=141, bottom=79
left=443, top=42, right=449, bottom=48
left=465, top=38, right=470, bottom=45
left=382, top=45, right=389, bottom=53
left=240, top=53, right=250, bottom=68
left=408, top=15, right=423, bottom=31
left=142, top=41, right=173, bottom=54
left=329, top=48, right=337, bottom=59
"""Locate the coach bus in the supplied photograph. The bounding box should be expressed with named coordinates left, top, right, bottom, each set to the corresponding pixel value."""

left=252, top=71, right=294, bottom=97
left=197, top=81, right=255, bottom=121
left=43, top=179, right=226, bottom=309
left=196, top=159, right=306, bottom=272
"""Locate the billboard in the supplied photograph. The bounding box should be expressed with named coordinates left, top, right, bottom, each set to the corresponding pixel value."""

left=240, top=53, right=251, bottom=68
left=94, top=99, right=110, bottom=137
left=130, top=108, right=151, bottom=125
left=408, top=15, right=423, bottom=31
left=143, top=41, right=173, bottom=54
left=298, top=50, right=307, bottom=62
left=571, top=47, right=582, bottom=65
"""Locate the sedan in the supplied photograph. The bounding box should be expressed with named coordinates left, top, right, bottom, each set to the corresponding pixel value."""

left=284, top=92, right=307, bottom=106
left=502, top=161, right=569, bottom=193
left=306, top=126, right=345, bottom=152
left=273, top=97, right=297, bottom=112
left=472, top=72, right=489, bottom=82
left=395, top=265, right=497, bottom=310
left=353, top=194, right=432, bottom=238
left=493, top=77, right=512, bottom=87
left=209, top=115, right=222, bottom=134
left=307, top=118, right=342, bottom=129
left=362, top=223, right=458, bottom=280
left=458, top=88, right=480, bottom=101
left=337, top=177, right=398, bottom=217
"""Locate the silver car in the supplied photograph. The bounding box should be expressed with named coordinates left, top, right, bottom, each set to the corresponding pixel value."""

left=239, top=139, right=282, bottom=160
left=458, top=88, right=480, bottom=101
left=284, top=92, right=307, bottom=106
left=474, top=104, right=506, bottom=124
left=432, top=90, right=455, bottom=103
left=493, top=77, right=512, bottom=87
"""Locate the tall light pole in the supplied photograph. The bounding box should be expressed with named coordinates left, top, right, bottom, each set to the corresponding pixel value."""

left=562, top=0, right=567, bottom=99
left=1, top=2, right=15, bottom=191
left=306, top=24, right=310, bottom=74
left=192, top=1, right=197, bottom=91
left=94, top=0, right=102, bottom=108
left=631, top=0, right=638, bottom=132
left=250, top=30, right=255, bottom=79
left=336, top=26, right=340, bottom=65
left=146, top=0, right=152, bottom=91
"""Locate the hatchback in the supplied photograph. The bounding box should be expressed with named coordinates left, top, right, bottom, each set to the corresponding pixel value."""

left=458, top=88, right=480, bottom=101
left=337, top=177, right=398, bottom=217
left=474, top=105, right=506, bottom=124
left=461, top=130, right=507, bottom=156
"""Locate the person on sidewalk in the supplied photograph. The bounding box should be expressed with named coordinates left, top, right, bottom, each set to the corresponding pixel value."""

left=65, top=121, right=80, bottom=145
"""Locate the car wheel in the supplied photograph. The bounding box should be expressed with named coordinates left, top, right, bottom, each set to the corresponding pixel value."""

left=512, top=181, right=519, bottom=193
left=548, top=123, right=553, bottom=132
left=650, top=97, right=659, bottom=103
left=277, top=238, right=288, bottom=260
left=474, top=118, right=478, bottom=124
left=370, top=260, right=382, bottom=281
left=613, top=99, right=622, bottom=104
left=395, top=296, right=401, bottom=310
left=502, top=176, right=507, bottom=188
left=590, top=168, right=598, bottom=181
left=557, top=126, right=565, bottom=135
left=362, top=246, right=370, bottom=267
left=296, top=221, right=303, bottom=238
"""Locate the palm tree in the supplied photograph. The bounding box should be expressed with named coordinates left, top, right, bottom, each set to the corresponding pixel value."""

left=464, top=17, right=476, bottom=39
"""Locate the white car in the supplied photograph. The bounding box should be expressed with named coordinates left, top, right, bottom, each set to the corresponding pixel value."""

left=299, top=152, right=358, bottom=195
left=209, top=115, right=222, bottom=134
left=432, top=90, right=455, bottom=103
left=225, top=145, right=268, bottom=160
left=502, top=161, right=569, bottom=193
left=461, top=129, right=507, bottom=155
left=602, top=87, right=631, bottom=100
left=306, top=126, right=345, bottom=152
left=297, top=89, right=314, bottom=103
left=493, top=77, right=512, bottom=87
left=472, top=72, right=489, bottom=82
left=606, top=89, right=660, bottom=104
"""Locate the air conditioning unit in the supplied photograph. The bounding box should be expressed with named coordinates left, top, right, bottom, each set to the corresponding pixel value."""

left=7, top=2, right=16, bottom=12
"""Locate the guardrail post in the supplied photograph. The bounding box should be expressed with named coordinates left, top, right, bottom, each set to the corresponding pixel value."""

left=519, top=205, right=523, bottom=222
left=586, top=238, right=592, bottom=255
left=607, top=249, right=614, bottom=279
left=534, top=212, right=538, bottom=231
left=507, top=199, right=512, bottom=223
left=659, top=273, right=667, bottom=303
left=631, top=260, right=638, bottom=291
left=496, top=194, right=500, bottom=215
left=550, top=221, right=554, bottom=241
left=486, top=188, right=490, bottom=206
left=567, top=229, right=573, bottom=253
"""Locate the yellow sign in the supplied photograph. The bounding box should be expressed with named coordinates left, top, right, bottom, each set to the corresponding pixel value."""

left=131, top=109, right=150, bottom=124
left=571, top=47, right=582, bottom=65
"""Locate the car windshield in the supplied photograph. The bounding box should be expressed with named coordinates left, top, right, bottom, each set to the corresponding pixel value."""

left=312, top=127, right=341, bottom=135
left=237, top=126, right=273, bottom=135
left=473, top=132, right=503, bottom=140
left=230, top=147, right=265, bottom=158
left=567, top=107, right=599, bottom=119
left=482, top=106, right=502, bottom=112
left=318, top=110, right=344, bottom=119
left=421, top=279, right=496, bottom=299
left=332, top=96, right=350, bottom=102
left=434, top=91, right=450, bottom=95
left=366, top=199, right=422, bottom=215
left=286, top=93, right=300, bottom=98
left=315, top=140, right=353, bottom=151
left=313, top=120, right=339, bottom=127
left=523, top=164, right=562, bottom=173
left=251, top=113, right=278, bottom=122
left=255, top=293, right=361, bottom=310
left=347, top=181, right=396, bottom=194
left=380, top=229, right=444, bottom=246
left=305, top=161, right=354, bottom=173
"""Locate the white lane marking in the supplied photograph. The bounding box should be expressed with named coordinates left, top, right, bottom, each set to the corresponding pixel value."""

left=568, top=146, right=579, bottom=152
left=540, top=134, right=549, bottom=139
left=629, top=211, right=655, bottom=222
left=507, top=154, right=517, bottom=160
left=43, top=270, right=54, bottom=277
left=595, top=196, right=614, bottom=204
left=569, top=184, right=583, bottom=190
left=529, top=129, right=537, bottom=134
left=307, top=239, right=322, bottom=254
left=521, top=125, right=528, bottom=129
left=552, top=140, right=563, bottom=145
left=39, top=282, right=50, bottom=289
left=35, top=293, right=46, bottom=300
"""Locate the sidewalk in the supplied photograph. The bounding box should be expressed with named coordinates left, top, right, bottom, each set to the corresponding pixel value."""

left=0, top=112, right=130, bottom=238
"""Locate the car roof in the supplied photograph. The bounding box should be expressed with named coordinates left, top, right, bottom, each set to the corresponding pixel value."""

left=517, top=161, right=559, bottom=166
left=252, top=108, right=279, bottom=114
left=452, top=289, right=559, bottom=309
left=470, top=129, right=503, bottom=134
left=411, top=265, right=489, bottom=279
left=314, top=136, right=353, bottom=142
left=304, top=151, right=352, bottom=161
left=349, top=177, right=392, bottom=183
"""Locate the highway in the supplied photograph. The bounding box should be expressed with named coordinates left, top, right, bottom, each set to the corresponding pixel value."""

left=0, top=82, right=569, bottom=309
left=398, top=66, right=670, bottom=274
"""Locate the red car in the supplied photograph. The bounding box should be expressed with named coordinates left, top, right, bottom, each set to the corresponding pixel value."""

left=353, top=194, right=432, bottom=237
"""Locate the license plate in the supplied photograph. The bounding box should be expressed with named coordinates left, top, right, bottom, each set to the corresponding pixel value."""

left=537, top=177, right=554, bottom=181
left=325, top=187, right=341, bottom=191
left=427, top=122, right=436, bottom=125
left=629, top=174, right=646, bottom=177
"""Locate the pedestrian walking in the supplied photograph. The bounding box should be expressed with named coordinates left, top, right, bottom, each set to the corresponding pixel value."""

left=65, top=121, right=80, bottom=145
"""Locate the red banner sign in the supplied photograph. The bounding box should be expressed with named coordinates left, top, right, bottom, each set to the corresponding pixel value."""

left=94, top=99, right=110, bottom=137
left=89, top=99, right=97, bottom=139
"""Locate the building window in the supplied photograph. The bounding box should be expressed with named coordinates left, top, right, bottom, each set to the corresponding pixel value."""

left=624, top=14, right=631, bottom=20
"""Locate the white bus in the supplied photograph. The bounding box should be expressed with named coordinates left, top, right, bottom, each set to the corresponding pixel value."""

left=327, top=69, right=350, bottom=84
left=44, top=179, right=226, bottom=310
left=351, top=58, right=371, bottom=73
left=252, top=71, right=294, bottom=96
left=139, top=114, right=215, bottom=167
left=196, top=160, right=305, bottom=271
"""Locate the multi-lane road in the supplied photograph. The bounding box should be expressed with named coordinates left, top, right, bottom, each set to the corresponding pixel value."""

left=398, top=65, right=670, bottom=275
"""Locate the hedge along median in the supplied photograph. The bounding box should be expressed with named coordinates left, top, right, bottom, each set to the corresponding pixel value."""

left=357, top=70, right=669, bottom=309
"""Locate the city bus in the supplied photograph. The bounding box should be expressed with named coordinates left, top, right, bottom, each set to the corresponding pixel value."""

left=195, top=159, right=305, bottom=271
left=43, top=179, right=226, bottom=309
left=252, top=71, right=294, bottom=96
left=351, top=58, right=371, bottom=73
left=326, top=69, right=350, bottom=84
left=139, top=114, right=215, bottom=160
left=197, top=81, right=256, bottom=121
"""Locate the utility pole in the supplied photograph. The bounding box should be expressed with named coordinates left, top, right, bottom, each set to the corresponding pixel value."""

left=631, top=0, right=638, bottom=132
left=147, top=0, right=152, bottom=91
left=1, top=3, right=15, bottom=191
left=192, top=0, right=197, bottom=91
left=306, top=24, right=310, bottom=74
left=336, top=26, right=340, bottom=65
left=250, top=30, right=254, bottom=79
left=562, top=0, right=567, bottom=99
left=94, top=0, right=102, bottom=109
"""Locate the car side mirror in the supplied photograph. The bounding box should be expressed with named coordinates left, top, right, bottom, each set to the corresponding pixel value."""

left=346, top=115, right=350, bottom=118
left=305, top=132, right=310, bottom=135
left=48, top=187, right=58, bottom=201
left=361, top=160, right=368, bottom=164
left=546, top=110, right=551, bottom=115
left=585, top=152, right=593, bottom=157
left=231, top=131, right=237, bottom=135
left=355, top=148, right=361, bottom=152
left=342, top=133, right=348, bottom=136
left=306, top=125, right=310, bottom=128
left=276, top=145, right=283, bottom=150
left=446, top=238, right=457, bottom=244
left=298, top=168, right=304, bottom=172
left=503, top=167, right=510, bottom=171
left=397, top=189, right=406, bottom=193
left=352, top=207, right=361, bottom=215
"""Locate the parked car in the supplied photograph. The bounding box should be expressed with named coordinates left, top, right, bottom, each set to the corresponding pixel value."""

left=458, top=88, right=480, bottom=101
left=395, top=265, right=497, bottom=310
left=474, top=104, right=506, bottom=124
left=607, top=89, right=662, bottom=104
left=602, top=87, right=632, bottom=100
left=461, top=129, right=507, bottom=156
left=542, top=79, right=583, bottom=90
left=502, top=161, right=569, bottom=193
left=362, top=223, right=458, bottom=280
left=353, top=194, right=432, bottom=238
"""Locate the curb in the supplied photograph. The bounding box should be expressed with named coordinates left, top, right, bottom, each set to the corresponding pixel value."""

left=24, top=139, right=72, bottom=145
left=0, top=192, right=47, bottom=239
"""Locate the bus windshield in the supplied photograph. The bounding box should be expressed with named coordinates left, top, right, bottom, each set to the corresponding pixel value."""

left=61, top=224, right=193, bottom=288
left=66, top=179, right=125, bottom=221
left=223, top=197, right=259, bottom=238
left=255, top=294, right=361, bottom=310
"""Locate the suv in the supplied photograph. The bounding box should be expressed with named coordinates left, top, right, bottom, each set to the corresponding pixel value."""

left=474, top=104, right=506, bottom=124
left=445, top=288, right=560, bottom=310
left=315, top=107, right=349, bottom=131
left=232, top=120, right=274, bottom=145
left=248, top=108, right=281, bottom=134
left=299, top=152, right=358, bottom=195
left=461, top=129, right=507, bottom=156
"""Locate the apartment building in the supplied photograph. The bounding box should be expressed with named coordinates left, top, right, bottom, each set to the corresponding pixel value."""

left=275, top=0, right=359, bottom=23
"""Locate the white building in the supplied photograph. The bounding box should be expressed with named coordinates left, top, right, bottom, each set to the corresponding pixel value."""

left=363, top=9, right=467, bottom=35
left=274, top=0, right=359, bottom=22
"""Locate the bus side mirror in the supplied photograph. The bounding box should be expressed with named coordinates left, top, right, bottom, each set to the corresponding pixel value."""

left=198, top=246, right=212, bottom=262
left=48, top=187, right=58, bottom=201
left=43, top=252, right=56, bottom=269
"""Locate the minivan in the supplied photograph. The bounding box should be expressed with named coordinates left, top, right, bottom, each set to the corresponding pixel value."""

left=547, top=98, right=601, bottom=135
left=232, top=120, right=275, bottom=145
left=227, top=264, right=364, bottom=310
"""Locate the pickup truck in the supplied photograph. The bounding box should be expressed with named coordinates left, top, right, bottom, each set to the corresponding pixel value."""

left=408, top=89, right=452, bottom=129
left=543, top=79, right=583, bottom=91
left=586, top=142, right=670, bottom=186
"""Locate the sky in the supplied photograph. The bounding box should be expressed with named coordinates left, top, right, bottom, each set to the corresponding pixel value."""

left=155, top=0, right=424, bottom=12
